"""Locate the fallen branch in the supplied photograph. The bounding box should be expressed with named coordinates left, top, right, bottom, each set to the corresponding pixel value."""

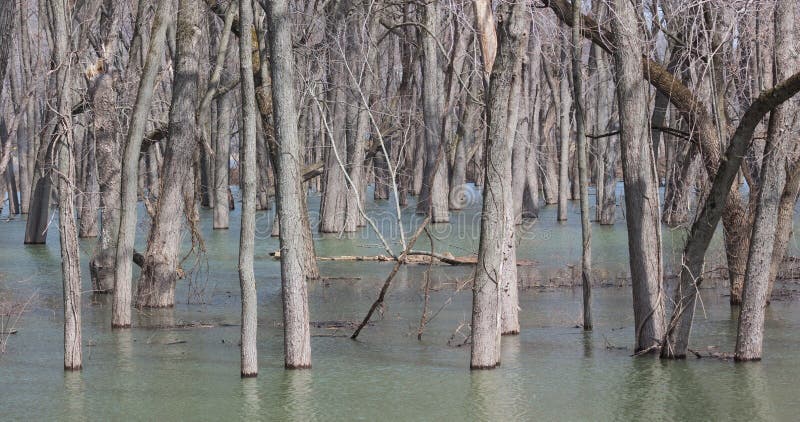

left=268, top=250, right=536, bottom=266
left=351, top=218, right=431, bottom=340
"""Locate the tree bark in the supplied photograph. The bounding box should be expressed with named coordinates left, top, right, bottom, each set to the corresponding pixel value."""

left=237, top=0, right=258, bottom=377
left=557, top=33, right=571, bottom=222
left=660, top=67, right=800, bottom=360
left=50, top=0, right=82, bottom=370
left=416, top=1, right=449, bottom=223
left=735, top=0, right=797, bottom=362
left=265, top=0, right=313, bottom=369
left=77, top=125, right=99, bottom=238
left=214, top=88, right=232, bottom=228
left=135, top=0, right=202, bottom=308
left=612, top=0, right=666, bottom=353
left=89, top=73, right=120, bottom=293
left=113, top=0, right=173, bottom=327
left=470, top=0, right=529, bottom=369
left=573, top=0, right=592, bottom=330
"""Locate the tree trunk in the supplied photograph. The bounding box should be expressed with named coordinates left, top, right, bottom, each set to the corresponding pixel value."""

left=522, top=40, right=542, bottom=219
left=89, top=73, right=120, bottom=293
left=573, top=0, right=591, bottom=330
left=511, top=67, right=529, bottom=224
left=766, top=168, right=800, bottom=301
left=735, top=0, right=797, bottom=361
left=416, top=1, right=449, bottom=223
left=0, top=0, right=15, bottom=98
left=612, top=0, right=665, bottom=353
left=593, top=45, right=617, bottom=225
left=557, top=36, right=571, bottom=222
left=78, top=119, right=99, bottom=238
left=661, top=129, right=695, bottom=226
left=214, top=89, right=232, bottom=229
left=318, top=69, right=348, bottom=232
left=449, top=74, right=479, bottom=210
left=135, top=0, right=201, bottom=308
left=265, top=0, right=313, bottom=369
left=113, top=0, right=173, bottom=327
left=470, top=0, right=529, bottom=368
left=50, top=0, right=82, bottom=370
left=237, top=0, right=258, bottom=377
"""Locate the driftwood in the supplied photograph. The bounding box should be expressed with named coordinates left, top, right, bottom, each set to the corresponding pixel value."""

left=268, top=250, right=535, bottom=266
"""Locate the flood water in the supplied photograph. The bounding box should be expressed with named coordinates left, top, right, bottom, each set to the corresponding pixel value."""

left=1, top=185, right=799, bottom=420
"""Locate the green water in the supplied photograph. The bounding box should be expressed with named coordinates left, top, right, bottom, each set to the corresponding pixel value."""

left=1, top=186, right=799, bottom=420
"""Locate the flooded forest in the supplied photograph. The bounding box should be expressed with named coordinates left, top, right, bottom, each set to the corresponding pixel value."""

left=1, top=0, right=800, bottom=419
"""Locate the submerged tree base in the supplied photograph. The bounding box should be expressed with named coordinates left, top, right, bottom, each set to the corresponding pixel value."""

left=285, top=364, right=312, bottom=370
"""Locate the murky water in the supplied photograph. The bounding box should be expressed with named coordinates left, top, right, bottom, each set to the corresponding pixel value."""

left=1, top=185, right=799, bottom=420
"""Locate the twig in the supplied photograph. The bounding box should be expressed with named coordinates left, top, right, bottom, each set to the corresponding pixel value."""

left=351, top=217, right=431, bottom=340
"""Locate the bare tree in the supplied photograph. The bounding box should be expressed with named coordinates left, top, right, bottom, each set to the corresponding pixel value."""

left=611, top=0, right=665, bottom=354
left=735, top=0, right=798, bottom=362
left=50, top=0, right=82, bottom=370
left=238, top=0, right=258, bottom=377
left=264, top=0, right=312, bottom=369
left=135, top=0, right=202, bottom=308
left=470, top=0, right=529, bottom=369
left=113, top=0, right=173, bottom=327
left=572, top=0, right=591, bottom=330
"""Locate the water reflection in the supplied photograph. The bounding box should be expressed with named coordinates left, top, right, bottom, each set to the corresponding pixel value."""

left=469, top=370, right=506, bottom=421
left=63, top=371, right=85, bottom=421
left=615, top=357, right=668, bottom=420
left=664, top=361, right=713, bottom=421
left=730, top=363, right=776, bottom=420
left=114, top=328, right=135, bottom=374
left=240, top=377, right=261, bottom=419
left=281, top=370, right=315, bottom=421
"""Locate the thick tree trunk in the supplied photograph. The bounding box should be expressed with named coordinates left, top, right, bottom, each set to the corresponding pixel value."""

left=592, top=46, right=617, bottom=225
left=470, top=0, right=529, bottom=368
left=319, top=71, right=348, bottom=232
left=113, top=0, right=173, bottom=327
left=735, top=0, right=797, bottom=361
left=734, top=116, right=787, bottom=361
left=612, top=0, right=665, bottom=353
left=343, top=17, right=379, bottom=231
left=266, top=0, right=312, bottom=369
left=766, top=169, right=800, bottom=300
left=89, top=73, right=120, bottom=293
left=135, top=0, right=201, bottom=308
left=24, top=130, right=55, bottom=244
left=511, top=67, right=529, bottom=224
left=521, top=40, right=542, bottom=219
left=237, top=0, right=258, bottom=377
left=0, top=0, right=14, bottom=97
left=416, top=1, right=449, bottom=223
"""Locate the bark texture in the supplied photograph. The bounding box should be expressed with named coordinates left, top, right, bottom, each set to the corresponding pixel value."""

left=238, top=0, right=258, bottom=377
left=113, top=0, right=173, bottom=327
left=612, top=0, right=665, bottom=353
left=89, top=73, right=120, bottom=293
left=470, top=0, right=529, bottom=368
left=266, top=0, right=313, bottom=369
left=735, top=0, right=798, bottom=362
left=136, top=0, right=202, bottom=308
